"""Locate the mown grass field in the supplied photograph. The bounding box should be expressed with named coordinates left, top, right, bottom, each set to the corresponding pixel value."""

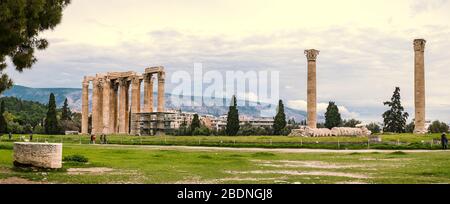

left=1, top=142, right=450, bottom=184
left=0, top=133, right=445, bottom=150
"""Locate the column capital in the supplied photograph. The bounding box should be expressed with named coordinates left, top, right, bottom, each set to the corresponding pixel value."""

left=158, top=71, right=166, bottom=82
left=118, top=78, right=129, bottom=86
left=305, top=49, right=320, bottom=61
left=414, top=39, right=426, bottom=52
left=144, top=73, right=154, bottom=82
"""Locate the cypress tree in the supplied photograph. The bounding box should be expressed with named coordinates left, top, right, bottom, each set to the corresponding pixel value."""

left=382, top=87, right=409, bottom=133
left=226, top=95, right=240, bottom=136
left=273, top=100, right=287, bottom=135
left=190, top=114, right=201, bottom=133
left=44, top=93, right=60, bottom=135
left=0, top=100, right=7, bottom=134
left=325, top=102, right=342, bottom=129
left=61, top=98, right=72, bottom=121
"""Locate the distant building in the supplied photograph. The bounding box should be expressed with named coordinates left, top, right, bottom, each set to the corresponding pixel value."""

left=133, top=109, right=275, bottom=135
left=214, top=115, right=274, bottom=131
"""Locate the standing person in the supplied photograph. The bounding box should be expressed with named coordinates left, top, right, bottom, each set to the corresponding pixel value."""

left=441, top=133, right=448, bottom=150
left=90, top=134, right=93, bottom=144
left=99, top=134, right=103, bottom=144
left=8, top=132, right=12, bottom=140
left=29, top=133, right=33, bottom=142
left=92, top=134, right=96, bottom=144
left=104, top=134, right=108, bottom=144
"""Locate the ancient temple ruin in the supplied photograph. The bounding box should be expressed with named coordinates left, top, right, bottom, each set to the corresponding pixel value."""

left=81, top=66, right=169, bottom=135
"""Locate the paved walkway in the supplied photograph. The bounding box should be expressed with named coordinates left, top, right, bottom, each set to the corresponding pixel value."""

left=88, top=144, right=447, bottom=154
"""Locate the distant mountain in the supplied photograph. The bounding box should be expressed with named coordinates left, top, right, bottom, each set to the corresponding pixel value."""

left=2, top=85, right=307, bottom=121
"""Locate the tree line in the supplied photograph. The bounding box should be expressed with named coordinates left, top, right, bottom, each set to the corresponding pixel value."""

left=0, top=94, right=80, bottom=135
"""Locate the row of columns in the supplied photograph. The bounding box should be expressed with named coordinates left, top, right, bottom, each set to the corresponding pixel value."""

left=81, top=67, right=166, bottom=135
left=304, top=39, right=427, bottom=134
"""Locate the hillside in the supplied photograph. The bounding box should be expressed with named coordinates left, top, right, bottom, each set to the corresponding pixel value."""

left=2, top=85, right=308, bottom=121
left=0, top=97, right=48, bottom=127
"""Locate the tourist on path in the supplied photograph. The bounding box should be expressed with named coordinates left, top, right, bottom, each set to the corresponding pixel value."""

left=441, top=133, right=448, bottom=150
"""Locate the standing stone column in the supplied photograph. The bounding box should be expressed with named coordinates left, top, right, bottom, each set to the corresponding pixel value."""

left=305, top=49, right=320, bottom=129
left=156, top=71, right=166, bottom=136
left=143, top=74, right=154, bottom=112
left=413, top=39, right=427, bottom=134
left=130, top=76, right=141, bottom=135
left=92, top=78, right=104, bottom=134
left=102, top=78, right=111, bottom=134
left=109, top=82, right=118, bottom=134
left=157, top=71, right=165, bottom=112
left=124, top=79, right=131, bottom=134
left=118, top=79, right=129, bottom=134
left=81, top=78, right=89, bottom=134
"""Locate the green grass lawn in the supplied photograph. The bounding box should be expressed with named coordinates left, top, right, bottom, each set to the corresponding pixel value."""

left=1, top=142, right=450, bottom=184
left=0, top=133, right=444, bottom=150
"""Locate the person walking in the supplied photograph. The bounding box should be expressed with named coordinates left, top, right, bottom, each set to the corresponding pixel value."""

left=441, top=133, right=448, bottom=150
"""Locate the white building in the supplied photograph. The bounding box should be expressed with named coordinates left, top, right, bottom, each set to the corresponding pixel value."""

left=214, top=115, right=274, bottom=131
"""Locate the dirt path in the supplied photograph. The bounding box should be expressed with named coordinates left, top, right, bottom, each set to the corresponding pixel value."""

left=79, top=144, right=447, bottom=154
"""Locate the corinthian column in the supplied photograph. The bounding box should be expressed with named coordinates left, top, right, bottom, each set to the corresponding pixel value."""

left=109, top=82, right=118, bottom=134
left=81, top=78, right=89, bottom=134
left=143, top=74, right=154, bottom=112
left=157, top=71, right=165, bottom=113
left=130, top=76, right=141, bottom=135
left=102, top=78, right=111, bottom=134
left=413, top=39, right=427, bottom=134
left=92, top=78, right=104, bottom=135
left=305, top=49, right=320, bottom=129
left=118, top=79, right=130, bottom=134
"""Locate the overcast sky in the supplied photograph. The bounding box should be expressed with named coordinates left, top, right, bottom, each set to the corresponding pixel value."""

left=5, top=0, right=450, bottom=122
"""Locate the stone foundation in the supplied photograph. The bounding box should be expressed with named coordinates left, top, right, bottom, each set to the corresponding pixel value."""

left=13, top=143, right=62, bottom=169
left=289, top=126, right=371, bottom=137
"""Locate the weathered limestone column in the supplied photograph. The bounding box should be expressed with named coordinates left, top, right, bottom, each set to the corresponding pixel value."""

left=124, top=79, right=131, bottom=134
left=102, top=78, right=111, bottom=134
left=143, top=74, right=154, bottom=112
left=81, top=78, right=89, bottom=134
left=130, top=76, right=141, bottom=135
left=94, top=77, right=104, bottom=135
left=109, top=82, right=118, bottom=134
left=413, top=39, right=427, bottom=134
left=157, top=71, right=165, bottom=113
left=305, top=49, right=320, bottom=129
left=118, top=78, right=129, bottom=134
left=155, top=71, right=166, bottom=136
left=91, top=78, right=100, bottom=134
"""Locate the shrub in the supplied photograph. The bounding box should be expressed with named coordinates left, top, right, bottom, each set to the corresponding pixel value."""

left=405, top=122, right=415, bottom=133
left=367, top=123, right=381, bottom=134
left=192, top=126, right=211, bottom=136
left=63, top=154, right=89, bottom=163
left=428, top=121, right=449, bottom=133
